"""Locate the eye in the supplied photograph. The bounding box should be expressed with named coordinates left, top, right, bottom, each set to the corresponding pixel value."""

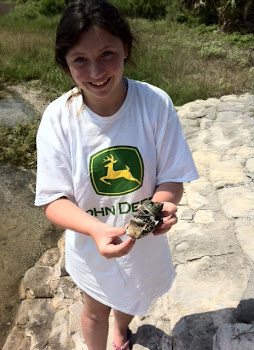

left=74, top=57, right=86, bottom=64
left=102, top=51, right=113, bottom=58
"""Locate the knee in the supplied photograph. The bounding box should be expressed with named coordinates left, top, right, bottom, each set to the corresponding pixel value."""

left=82, top=307, right=110, bottom=324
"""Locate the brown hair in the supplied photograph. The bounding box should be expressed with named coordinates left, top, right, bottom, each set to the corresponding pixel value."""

left=55, top=0, right=135, bottom=74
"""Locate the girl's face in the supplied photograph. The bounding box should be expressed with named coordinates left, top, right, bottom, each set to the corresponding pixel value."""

left=66, top=26, right=129, bottom=115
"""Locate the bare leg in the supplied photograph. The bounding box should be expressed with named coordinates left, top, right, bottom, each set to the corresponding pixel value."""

left=113, top=309, right=134, bottom=349
left=81, top=293, right=111, bottom=350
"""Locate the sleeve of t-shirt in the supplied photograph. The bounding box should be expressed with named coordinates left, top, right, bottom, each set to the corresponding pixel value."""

left=34, top=104, right=75, bottom=206
left=154, top=95, right=198, bottom=185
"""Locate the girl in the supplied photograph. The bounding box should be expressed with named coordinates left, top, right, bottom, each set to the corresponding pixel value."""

left=35, top=1, right=198, bottom=349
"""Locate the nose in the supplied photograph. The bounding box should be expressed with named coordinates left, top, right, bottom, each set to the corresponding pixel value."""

left=89, top=60, right=104, bottom=79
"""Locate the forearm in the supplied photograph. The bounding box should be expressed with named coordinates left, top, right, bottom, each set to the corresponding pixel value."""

left=44, top=197, right=106, bottom=237
left=44, top=197, right=134, bottom=258
left=152, top=182, right=183, bottom=205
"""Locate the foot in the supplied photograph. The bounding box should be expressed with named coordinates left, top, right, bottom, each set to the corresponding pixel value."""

left=112, top=339, right=130, bottom=350
left=113, top=328, right=132, bottom=350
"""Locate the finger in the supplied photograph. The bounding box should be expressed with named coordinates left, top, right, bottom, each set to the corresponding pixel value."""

left=153, top=214, right=178, bottom=235
left=118, top=237, right=135, bottom=253
left=162, top=214, right=178, bottom=226
left=110, top=236, right=124, bottom=245
left=153, top=225, right=174, bottom=235
left=161, top=204, right=177, bottom=217
left=109, top=226, right=126, bottom=237
left=112, top=237, right=135, bottom=256
left=153, top=228, right=169, bottom=235
left=103, top=238, right=135, bottom=258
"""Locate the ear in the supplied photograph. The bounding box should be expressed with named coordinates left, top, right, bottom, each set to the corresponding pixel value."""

left=123, top=44, right=129, bottom=60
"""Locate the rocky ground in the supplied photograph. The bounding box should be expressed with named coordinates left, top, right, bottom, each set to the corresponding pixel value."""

left=1, top=87, right=254, bottom=349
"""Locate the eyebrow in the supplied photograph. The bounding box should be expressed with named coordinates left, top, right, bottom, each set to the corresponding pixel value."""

left=68, top=46, right=115, bottom=58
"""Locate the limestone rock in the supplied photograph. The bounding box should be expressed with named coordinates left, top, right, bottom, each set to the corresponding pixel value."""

left=192, top=150, right=221, bottom=179
left=218, top=187, right=254, bottom=219
left=210, top=160, right=248, bottom=189
left=246, top=158, right=254, bottom=173
left=47, top=308, right=74, bottom=350
left=14, top=299, right=55, bottom=329
left=14, top=299, right=55, bottom=349
left=184, top=181, right=220, bottom=211
left=178, top=99, right=218, bottom=120
left=69, top=302, right=87, bottom=349
left=166, top=254, right=248, bottom=332
left=2, top=327, right=31, bottom=350
left=235, top=270, right=254, bottom=323
left=19, top=266, right=55, bottom=299
left=213, top=323, right=254, bottom=350
left=36, top=248, right=60, bottom=267
left=58, top=235, right=68, bottom=277
left=51, top=276, right=82, bottom=309
left=217, top=99, right=245, bottom=112
left=235, top=219, right=254, bottom=263
left=194, top=209, right=215, bottom=224
left=170, top=213, right=239, bottom=265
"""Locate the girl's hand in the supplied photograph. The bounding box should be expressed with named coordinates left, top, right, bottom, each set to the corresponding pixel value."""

left=153, top=202, right=178, bottom=236
left=44, top=198, right=135, bottom=258
left=91, top=225, right=135, bottom=259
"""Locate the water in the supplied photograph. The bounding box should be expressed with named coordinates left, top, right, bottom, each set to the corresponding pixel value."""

left=0, top=92, right=63, bottom=348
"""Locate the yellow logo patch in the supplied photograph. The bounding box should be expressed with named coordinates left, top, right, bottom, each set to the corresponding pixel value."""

left=90, top=146, right=143, bottom=196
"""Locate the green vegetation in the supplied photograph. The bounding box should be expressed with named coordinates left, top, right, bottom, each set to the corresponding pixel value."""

left=0, top=120, right=38, bottom=168
left=0, top=0, right=254, bottom=169
left=109, top=0, right=168, bottom=20
left=181, top=0, right=254, bottom=33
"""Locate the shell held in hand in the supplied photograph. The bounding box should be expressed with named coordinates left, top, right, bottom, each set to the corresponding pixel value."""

left=126, top=200, right=163, bottom=239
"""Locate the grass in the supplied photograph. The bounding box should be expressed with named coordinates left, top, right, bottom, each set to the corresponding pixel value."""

left=0, top=120, right=39, bottom=168
left=0, top=6, right=254, bottom=169
left=126, top=19, right=254, bottom=104
left=0, top=10, right=254, bottom=104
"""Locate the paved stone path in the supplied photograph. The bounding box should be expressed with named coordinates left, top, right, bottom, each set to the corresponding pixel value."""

left=2, top=93, right=254, bottom=350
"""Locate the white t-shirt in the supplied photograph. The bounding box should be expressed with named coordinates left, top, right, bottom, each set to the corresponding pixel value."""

left=35, top=79, right=198, bottom=315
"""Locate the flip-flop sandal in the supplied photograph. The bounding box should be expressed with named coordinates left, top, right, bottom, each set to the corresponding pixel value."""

left=113, top=328, right=133, bottom=350
left=112, top=339, right=130, bottom=350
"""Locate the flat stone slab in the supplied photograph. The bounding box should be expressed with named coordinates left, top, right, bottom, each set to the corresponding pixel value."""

left=218, top=186, right=254, bottom=219
left=0, top=90, right=39, bottom=127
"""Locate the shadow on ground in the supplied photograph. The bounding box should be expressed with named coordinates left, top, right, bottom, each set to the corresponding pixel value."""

left=132, top=324, right=172, bottom=349
left=131, top=302, right=253, bottom=350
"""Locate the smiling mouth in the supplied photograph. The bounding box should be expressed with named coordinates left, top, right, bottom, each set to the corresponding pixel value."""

left=89, top=78, right=110, bottom=87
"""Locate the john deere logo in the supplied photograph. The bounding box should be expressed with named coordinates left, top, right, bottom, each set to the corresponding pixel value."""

left=90, top=146, right=143, bottom=196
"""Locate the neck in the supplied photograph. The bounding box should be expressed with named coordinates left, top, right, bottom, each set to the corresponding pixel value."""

left=82, top=80, right=128, bottom=117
